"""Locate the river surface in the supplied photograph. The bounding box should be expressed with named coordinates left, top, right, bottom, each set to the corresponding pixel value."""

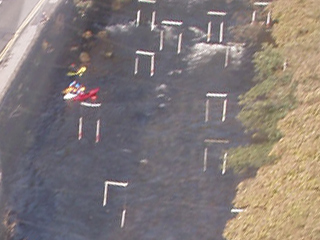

left=0, top=0, right=257, bottom=239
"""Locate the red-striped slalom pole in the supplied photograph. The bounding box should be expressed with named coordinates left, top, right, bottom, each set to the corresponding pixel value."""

left=150, top=55, right=155, bottom=77
left=222, top=152, right=227, bottom=175
left=78, top=117, right=83, bottom=140
left=96, top=119, right=100, bottom=143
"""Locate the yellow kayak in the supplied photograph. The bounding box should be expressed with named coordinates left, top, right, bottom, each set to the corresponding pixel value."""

left=62, top=85, right=86, bottom=95
left=62, top=86, right=76, bottom=94
left=66, top=66, right=87, bottom=77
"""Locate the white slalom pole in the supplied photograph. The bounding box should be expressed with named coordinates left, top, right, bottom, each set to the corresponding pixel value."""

left=203, top=147, right=208, bottom=172
left=136, top=10, right=141, bottom=27
left=96, top=119, right=100, bottom=143
left=151, top=11, right=156, bottom=31
left=207, top=21, right=212, bottom=42
left=266, top=11, right=271, bottom=26
left=222, top=99, right=227, bottom=122
left=150, top=55, right=155, bottom=77
left=205, top=99, right=209, bottom=122
left=219, top=22, right=224, bottom=43
left=177, top=33, right=182, bottom=54
left=251, top=10, right=256, bottom=24
left=222, top=152, right=227, bottom=175
left=78, top=117, right=83, bottom=140
left=121, top=209, right=126, bottom=228
left=224, top=46, right=229, bottom=68
left=159, top=30, right=164, bottom=51
left=134, top=57, right=139, bottom=75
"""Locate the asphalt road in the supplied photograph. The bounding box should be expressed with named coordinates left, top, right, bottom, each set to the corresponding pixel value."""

left=0, top=0, right=40, bottom=52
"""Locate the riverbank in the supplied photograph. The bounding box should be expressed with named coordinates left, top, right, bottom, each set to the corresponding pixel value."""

left=224, top=0, right=320, bottom=239
left=0, top=0, right=63, bottom=104
left=0, top=0, right=259, bottom=239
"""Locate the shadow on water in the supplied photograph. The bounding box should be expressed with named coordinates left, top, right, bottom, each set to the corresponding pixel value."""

left=0, top=0, right=260, bottom=239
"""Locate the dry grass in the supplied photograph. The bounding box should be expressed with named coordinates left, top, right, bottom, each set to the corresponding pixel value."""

left=224, top=0, right=320, bottom=239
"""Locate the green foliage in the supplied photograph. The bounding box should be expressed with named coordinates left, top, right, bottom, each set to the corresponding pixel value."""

left=224, top=1, right=320, bottom=240
left=227, top=142, right=276, bottom=174
left=236, top=46, right=295, bottom=143
left=253, top=43, right=283, bottom=83
left=228, top=21, right=296, bottom=173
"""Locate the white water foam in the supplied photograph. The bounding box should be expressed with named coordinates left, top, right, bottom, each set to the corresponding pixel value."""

left=228, top=44, right=245, bottom=67
left=188, top=27, right=207, bottom=43
left=183, top=42, right=225, bottom=70
left=183, top=42, right=245, bottom=71
left=105, top=21, right=136, bottom=34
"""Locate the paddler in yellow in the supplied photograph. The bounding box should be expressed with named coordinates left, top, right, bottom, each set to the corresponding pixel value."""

left=62, top=81, right=85, bottom=95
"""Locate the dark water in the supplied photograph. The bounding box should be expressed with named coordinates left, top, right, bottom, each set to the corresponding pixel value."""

left=0, top=0, right=256, bottom=239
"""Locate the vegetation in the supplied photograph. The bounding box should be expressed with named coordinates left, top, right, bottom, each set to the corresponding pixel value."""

left=224, top=0, right=320, bottom=239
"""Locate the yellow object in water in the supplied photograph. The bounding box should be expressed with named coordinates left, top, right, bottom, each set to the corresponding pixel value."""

left=62, top=86, right=75, bottom=94
left=67, top=66, right=87, bottom=77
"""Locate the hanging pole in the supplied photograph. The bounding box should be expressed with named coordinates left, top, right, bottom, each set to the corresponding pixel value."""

left=150, top=55, right=155, bottom=77
left=121, top=209, right=127, bottom=228
left=266, top=11, right=271, bottom=26
left=222, top=99, right=227, bottom=122
left=251, top=10, right=256, bottom=24
left=203, top=148, right=208, bottom=172
left=159, top=30, right=164, bottom=51
left=222, top=152, right=227, bottom=175
left=78, top=117, right=83, bottom=140
left=219, top=22, right=224, bottom=43
left=177, top=33, right=182, bottom=54
left=136, top=10, right=141, bottom=27
left=151, top=11, right=156, bottom=31
left=205, top=99, right=209, bottom=122
left=134, top=57, right=139, bottom=75
left=224, top=46, right=229, bottom=68
left=207, top=21, right=212, bottom=42
left=96, top=119, right=100, bottom=143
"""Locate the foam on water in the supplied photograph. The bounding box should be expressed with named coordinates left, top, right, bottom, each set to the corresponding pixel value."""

left=183, top=42, right=225, bottom=70
left=183, top=41, right=245, bottom=71
left=188, top=26, right=207, bottom=43
left=105, top=21, right=136, bottom=34
left=228, top=43, right=245, bottom=67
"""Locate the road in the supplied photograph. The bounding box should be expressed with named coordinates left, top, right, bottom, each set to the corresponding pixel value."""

left=0, top=0, right=256, bottom=239
left=0, top=0, right=40, bottom=53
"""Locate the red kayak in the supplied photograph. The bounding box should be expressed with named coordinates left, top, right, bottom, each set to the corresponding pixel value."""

left=73, top=87, right=100, bottom=102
